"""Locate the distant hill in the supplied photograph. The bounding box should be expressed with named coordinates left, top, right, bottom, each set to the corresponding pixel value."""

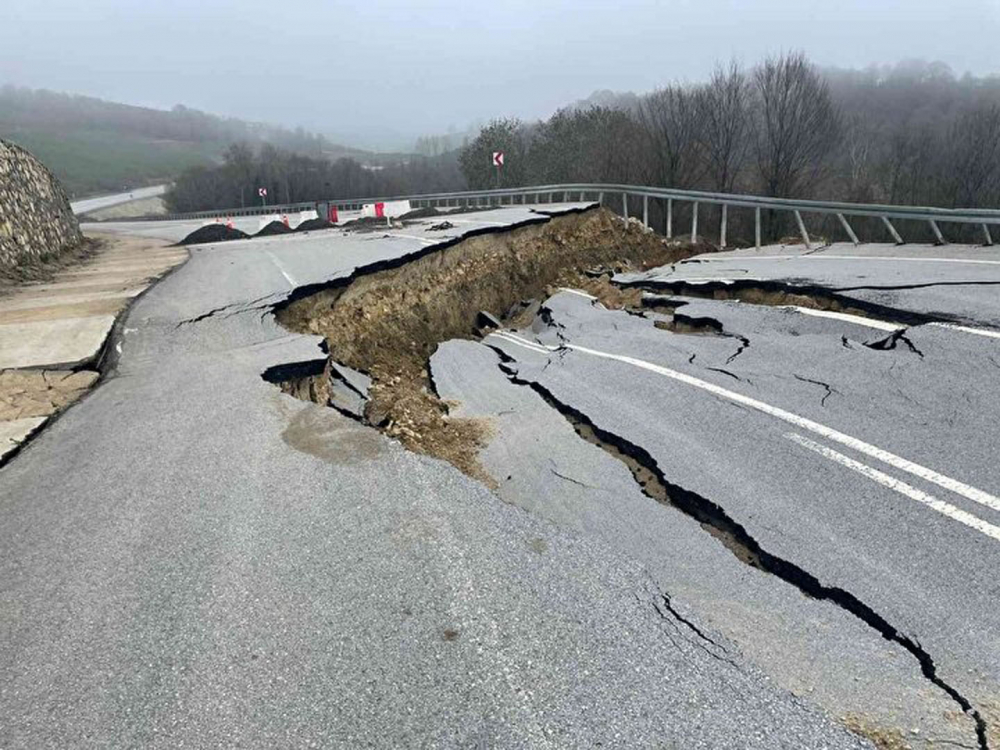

left=0, top=86, right=373, bottom=197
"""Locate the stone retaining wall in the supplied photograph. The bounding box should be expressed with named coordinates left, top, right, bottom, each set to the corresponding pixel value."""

left=0, top=139, right=82, bottom=273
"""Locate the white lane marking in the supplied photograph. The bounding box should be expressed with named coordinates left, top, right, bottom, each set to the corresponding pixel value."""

left=441, top=219, right=508, bottom=226
left=266, top=252, right=296, bottom=287
left=492, top=331, right=1000, bottom=514
left=784, top=306, right=902, bottom=332
left=383, top=233, right=437, bottom=244
left=786, top=433, right=1000, bottom=542
left=699, top=254, right=1000, bottom=266
left=491, top=331, right=551, bottom=355
left=557, top=287, right=597, bottom=300
left=930, top=322, right=1000, bottom=340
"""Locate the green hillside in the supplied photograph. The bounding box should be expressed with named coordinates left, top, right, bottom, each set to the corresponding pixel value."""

left=2, top=127, right=223, bottom=197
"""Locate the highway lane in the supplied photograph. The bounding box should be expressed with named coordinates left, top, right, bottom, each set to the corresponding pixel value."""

left=71, top=184, right=169, bottom=216
left=471, top=284, right=999, bottom=747
left=0, top=207, right=868, bottom=748
left=621, top=241, right=1000, bottom=328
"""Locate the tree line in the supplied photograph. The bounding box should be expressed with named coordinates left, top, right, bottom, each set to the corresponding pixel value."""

left=166, top=54, right=1000, bottom=243
left=164, top=143, right=462, bottom=213
left=460, top=54, right=1000, bottom=242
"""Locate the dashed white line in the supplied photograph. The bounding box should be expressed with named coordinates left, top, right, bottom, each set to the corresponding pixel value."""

left=491, top=331, right=1000, bottom=514
left=266, top=252, right=297, bottom=287
left=786, top=433, right=1000, bottom=542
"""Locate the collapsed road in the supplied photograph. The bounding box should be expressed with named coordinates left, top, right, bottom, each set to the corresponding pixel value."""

left=1, top=205, right=997, bottom=748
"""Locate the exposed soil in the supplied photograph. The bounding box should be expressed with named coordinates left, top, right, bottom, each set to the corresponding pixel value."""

left=0, top=369, right=99, bottom=420
left=295, top=218, right=335, bottom=232
left=275, top=207, right=709, bottom=481
left=178, top=224, right=250, bottom=245
left=256, top=220, right=293, bottom=237
left=340, top=216, right=394, bottom=231
left=0, top=237, right=101, bottom=289
left=398, top=207, right=441, bottom=220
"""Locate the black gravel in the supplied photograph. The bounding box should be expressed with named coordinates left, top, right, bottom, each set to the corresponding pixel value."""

left=177, top=224, right=250, bottom=245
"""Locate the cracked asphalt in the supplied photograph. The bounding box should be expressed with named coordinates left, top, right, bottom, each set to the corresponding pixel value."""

left=6, top=213, right=1000, bottom=748
left=0, top=209, right=882, bottom=749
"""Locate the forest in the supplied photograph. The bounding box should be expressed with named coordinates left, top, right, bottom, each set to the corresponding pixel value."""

left=164, top=55, right=1000, bottom=242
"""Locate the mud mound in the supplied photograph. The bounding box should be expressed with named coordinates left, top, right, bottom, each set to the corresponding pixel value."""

left=178, top=224, right=250, bottom=245
left=275, top=207, right=709, bottom=482
left=341, top=216, right=392, bottom=231
left=295, top=218, right=335, bottom=232
left=256, top=220, right=293, bottom=237
left=399, top=207, right=441, bottom=220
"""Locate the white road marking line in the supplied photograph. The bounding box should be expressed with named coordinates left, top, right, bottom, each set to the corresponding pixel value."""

left=784, top=306, right=902, bottom=332
left=492, top=331, right=1000, bottom=514
left=383, top=233, right=437, bottom=244
left=557, top=287, right=597, bottom=300
left=786, top=433, right=1000, bottom=542
left=930, top=322, right=1000, bottom=340
left=490, top=331, right=551, bottom=355
left=699, top=254, right=1000, bottom=266
left=442, top=219, right=508, bottom=226
left=266, top=252, right=296, bottom=287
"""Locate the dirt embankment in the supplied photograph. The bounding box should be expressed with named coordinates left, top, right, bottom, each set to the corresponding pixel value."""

left=275, top=207, right=708, bottom=481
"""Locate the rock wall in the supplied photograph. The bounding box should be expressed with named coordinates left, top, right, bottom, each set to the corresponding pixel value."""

left=0, top=139, right=82, bottom=273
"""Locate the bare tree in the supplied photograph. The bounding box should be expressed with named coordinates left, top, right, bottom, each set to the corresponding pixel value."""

left=949, top=104, right=1000, bottom=208
left=696, top=61, right=752, bottom=192
left=751, top=52, right=841, bottom=198
left=636, top=85, right=705, bottom=188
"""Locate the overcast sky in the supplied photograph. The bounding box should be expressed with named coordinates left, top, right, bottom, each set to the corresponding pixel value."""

left=3, top=0, right=999, bottom=149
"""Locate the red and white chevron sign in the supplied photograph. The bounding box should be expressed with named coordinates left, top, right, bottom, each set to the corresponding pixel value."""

left=258, top=187, right=267, bottom=197
left=492, top=151, right=504, bottom=167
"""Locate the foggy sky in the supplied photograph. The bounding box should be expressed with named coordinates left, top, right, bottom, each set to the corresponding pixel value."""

left=3, top=0, right=999, bottom=150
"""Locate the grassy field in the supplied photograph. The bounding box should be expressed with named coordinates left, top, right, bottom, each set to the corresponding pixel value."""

left=1, top=127, right=224, bottom=197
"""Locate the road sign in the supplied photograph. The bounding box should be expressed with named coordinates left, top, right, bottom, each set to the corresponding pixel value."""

left=492, top=151, right=504, bottom=167
left=258, top=187, right=268, bottom=197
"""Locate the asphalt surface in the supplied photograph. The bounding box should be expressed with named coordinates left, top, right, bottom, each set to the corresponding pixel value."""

left=619, top=241, right=1000, bottom=327
left=0, top=207, right=876, bottom=748
left=71, top=185, right=169, bottom=216
left=463, top=241, right=1000, bottom=748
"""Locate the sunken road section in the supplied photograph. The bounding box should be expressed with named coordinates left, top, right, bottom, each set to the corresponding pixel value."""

left=270, top=207, right=708, bottom=482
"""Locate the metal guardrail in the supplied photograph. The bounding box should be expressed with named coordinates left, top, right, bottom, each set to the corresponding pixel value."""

left=156, top=183, right=1000, bottom=249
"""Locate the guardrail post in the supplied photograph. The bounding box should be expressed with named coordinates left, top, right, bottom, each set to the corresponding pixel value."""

left=794, top=210, right=811, bottom=250
left=928, top=220, right=944, bottom=245
left=667, top=198, right=673, bottom=239
left=562, top=191, right=568, bottom=202
left=881, top=216, right=904, bottom=245
left=982, top=223, right=994, bottom=246
left=836, top=213, right=859, bottom=245
left=720, top=203, right=728, bottom=248
left=622, top=193, right=628, bottom=220
left=580, top=191, right=585, bottom=202
left=691, top=202, right=699, bottom=242
left=755, top=207, right=762, bottom=249
left=598, top=191, right=604, bottom=206
left=643, top=195, right=649, bottom=228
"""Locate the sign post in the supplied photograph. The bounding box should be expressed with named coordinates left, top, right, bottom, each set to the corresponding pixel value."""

left=258, top=187, right=268, bottom=207
left=492, top=151, right=504, bottom=189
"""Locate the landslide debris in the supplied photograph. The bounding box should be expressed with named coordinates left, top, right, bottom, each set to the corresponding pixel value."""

left=178, top=224, right=250, bottom=245
left=274, top=207, right=708, bottom=482
left=295, top=218, right=335, bottom=232
left=256, top=220, right=293, bottom=237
